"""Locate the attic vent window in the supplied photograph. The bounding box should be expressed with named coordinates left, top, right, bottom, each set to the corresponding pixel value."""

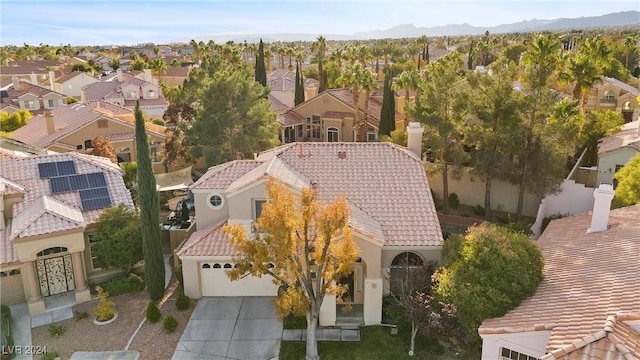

left=338, top=151, right=346, bottom=159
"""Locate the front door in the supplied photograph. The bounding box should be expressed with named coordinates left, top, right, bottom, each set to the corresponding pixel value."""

left=339, top=263, right=364, bottom=304
left=36, top=255, right=75, bottom=297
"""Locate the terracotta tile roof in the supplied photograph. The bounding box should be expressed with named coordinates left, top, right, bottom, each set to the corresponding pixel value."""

left=598, top=121, right=640, bottom=155
left=322, top=111, right=354, bottom=119
left=124, top=97, right=168, bottom=107
left=85, top=100, right=134, bottom=116
left=601, top=77, right=640, bottom=97
left=176, top=221, right=235, bottom=257
left=0, top=150, right=134, bottom=265
left=188, top=142, right=442, bottom=252
left=279, top=109, right=305, bottom=126
left=81, top=76, right=167, bottom=110
left=162, top=67, right=190, bottom=77
left=55, top=71, right=96, bottom=84
left=12, top=104, right=164, bottom=150
left=104, top=132, right=134, bottom=142
left=268, top=94, right=289, bottom=112
left=11, top=195, right=85, bottom=240
left=0, top=176, right=26, bottom=195
left=0, top=80, right=66, bottom=105
left=540, top=312, right=640, bottom=360
left=190, top=161, right=263, bottom=190
left=268, top=77, right=296, bottom=92
left=479, top=205, right=640, bottom=352
left=323, top=88, right=398, bottom=128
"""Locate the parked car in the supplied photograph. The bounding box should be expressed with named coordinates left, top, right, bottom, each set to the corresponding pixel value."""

left=0, top=305, right=14, bottom=359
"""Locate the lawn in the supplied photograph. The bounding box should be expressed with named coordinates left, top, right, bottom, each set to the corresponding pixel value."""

left=279, top=326, right=459, bottom=360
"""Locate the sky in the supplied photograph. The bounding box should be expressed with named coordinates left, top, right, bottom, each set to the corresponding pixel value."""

left=1, top=0, right=638, bottom=46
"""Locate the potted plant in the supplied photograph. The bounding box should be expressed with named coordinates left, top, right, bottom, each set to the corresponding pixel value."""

left=92, top=286, right=118, bottom=325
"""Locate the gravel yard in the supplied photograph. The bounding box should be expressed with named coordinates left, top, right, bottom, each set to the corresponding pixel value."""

left=31, top=279, right=195, bottom=359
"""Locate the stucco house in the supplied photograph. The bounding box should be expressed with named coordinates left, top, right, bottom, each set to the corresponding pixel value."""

left=80, top=69, right=168, bottom=118
left=53, top=71, right=100, bottom=99
left=479, top=185, right=640, bottom=359
left=585, top=77, right=639, bottom=124
left=1, top=77, right=67, bottom=115
left=0, top=148, right=134, bottom=316
left=278, top=88, right=405, bottom=143
left=267, top=69, right=319, bottom=109
left=177, top=123, right=443, bottom=326
left=595, top=120, right=640, bottom=187
left=11, top=102, right=167, bottom=173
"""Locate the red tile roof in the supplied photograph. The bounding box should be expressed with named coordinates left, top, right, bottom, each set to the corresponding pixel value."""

left=0, top=150, right=134, bottom=265
left=479, top=205, right=640, bottom=352
left=176, top=221, right=235, bottom=257
left=598, top=121, right=640, bottom=155
left=186, top=142, right=442, bottom=254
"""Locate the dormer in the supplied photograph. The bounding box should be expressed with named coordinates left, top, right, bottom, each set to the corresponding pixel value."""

left=141, top=82, right=159, bottom=100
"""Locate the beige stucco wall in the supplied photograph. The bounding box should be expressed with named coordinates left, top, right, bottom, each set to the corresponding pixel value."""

left=56, top=74, right=100, bottom=98
left=228, top=180, right=268, bottom=221
left=192, top=189, right=230, bottom=230
left=58, top=116, right=134, bottom=149
left=15, top=230, right=85, bottom=262
left=292, top=94, right=357, bottom=142
left=481, top=331, right=550, bottom=360
left=181, top=257, right=203, bottom=299
left=18, top=94, right=40, bottom=110
left=586, top=84, right=639, bottom=123
left=596, top=148, right=639, bottom=186
left=427, top=165, right=541, bottom=218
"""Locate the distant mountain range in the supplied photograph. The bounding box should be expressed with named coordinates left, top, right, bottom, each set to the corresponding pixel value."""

left=173, top=11, right=639, bottom=43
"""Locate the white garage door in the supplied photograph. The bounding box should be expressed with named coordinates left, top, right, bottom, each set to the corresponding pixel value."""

left=200, top=262, right=279, bottom=297
left=0, top=269, right=26, bottom=305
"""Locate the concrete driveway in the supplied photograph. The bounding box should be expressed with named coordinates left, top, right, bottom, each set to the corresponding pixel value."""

left=172, top=297, right=283, bottom=360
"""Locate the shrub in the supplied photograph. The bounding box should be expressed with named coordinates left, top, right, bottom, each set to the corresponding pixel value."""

left=74, top=311, right=89, bottom=320
left=92, top=286, right=117, bottom=322
left=472, top=205, right=485, bottom=217
left=163, top=315, right=178, bottom=333
left=48, top=323, right=65, bottom=336
left=448, top=193, right=460, bottom=210
left=146, top=301, right=161, bottom=323
left=101, top=273, right=145, bottom=296
left=42, top=352, right=60, bottom=360
left=152, top=118, right=165, bottom=126
left=176, top=291, right=191, bottom=310
left=282, top=313, right=307, bottom=329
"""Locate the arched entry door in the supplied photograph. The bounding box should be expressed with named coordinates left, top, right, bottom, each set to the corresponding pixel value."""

left=339, top=258, right=364, bottom=304
left=35, top=247, right=75, bottom=297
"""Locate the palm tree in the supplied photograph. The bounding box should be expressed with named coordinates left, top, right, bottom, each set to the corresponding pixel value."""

left=624, top=35, right=637, bottom=70
left=559, top=53, right=601, bottom=114
left=392, top=70, right=420, bottom=126
left=338, top=63, right=366, bottom=141
left=361, top=69, right=378, bottom=141
left=149, top=58, right=167, bottom=85
left=312, top=36, right=327, bottom=92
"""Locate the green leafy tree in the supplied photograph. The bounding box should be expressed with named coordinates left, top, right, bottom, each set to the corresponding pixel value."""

left=434, top=223, right=544, bottom=339
left=92, top=204, right=142, bottom=271
left=0, top=109, right=32, bottom=132
left=465, top=57, right=523, bottom=220
left=559, top=53, right=601, bottom=114
left=255, top=39, right=267, bottom=87
left=580, top=110, right=624, bottom=165
left=613, top=154, right=640, bottom=208
left=186, top=67, right=280, bottom=166
left=224, top=179, right=359, bottom=360
left=149, top=58, right=167, bottom=84
left=378, top=71, right=396, bottom=137
left=135, top=103, right=165, bottom=301
left=410, top=53, right=469, bottom=212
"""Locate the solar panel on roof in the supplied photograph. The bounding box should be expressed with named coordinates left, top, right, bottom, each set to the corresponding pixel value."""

left=81, top=197, right=112, bottom=211
left=38, top=162, right=58, bottom=178
left=68, top=174, right=90, bottom=190
left=79, top=187, right=110, bottom=200
left=50, top=176, right=72, bottom=193
left=87, top=172, right=107, bottom=188
left=56, top=161, right=76, bottom=176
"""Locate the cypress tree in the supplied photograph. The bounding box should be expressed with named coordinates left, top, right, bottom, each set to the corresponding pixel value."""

left=378, top=72, right=395, bottom=137
left=255, top=39, right=267, bottom=87
left=294, top=63, right=305, bottom=106
left=134, top=102, right=165, bottom=301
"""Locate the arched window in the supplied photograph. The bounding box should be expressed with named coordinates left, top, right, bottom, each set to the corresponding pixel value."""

left=603, top=90, right=615, bottom=103
left=327, top=127, right=339, bottom=142
left=213, top=264, right=221, bottom=269
left=390, top=252, right=424, bottom=294
left=202, top=263, right=211, bottom=269
left=391, top=252, right=423, bottom=267
left=622, top=101, right=634, bottom=111
left=223, top=263, right=232, bottom=269
left=37, top=247, right=69, bottom=257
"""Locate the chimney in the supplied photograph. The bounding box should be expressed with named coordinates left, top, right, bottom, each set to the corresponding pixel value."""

left=30, top=72, right=37, bottom=84
left=587, top=183, right=615, bottom=233
left=406, top=121, right=425, bottom=158
left=11, top=76, right=20, bottom=91
left=44, top=110, right=55, bottom=135
left=117, top=68, right=123, bottom=83
left=143, top=69, right=152, bottom=83
left=49, top=70, right=56, bottom=90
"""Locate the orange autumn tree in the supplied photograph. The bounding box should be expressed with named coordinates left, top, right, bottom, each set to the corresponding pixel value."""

left=89, top=134, right=117, bottom=163
left=224, top=178, right=359, bottom=360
